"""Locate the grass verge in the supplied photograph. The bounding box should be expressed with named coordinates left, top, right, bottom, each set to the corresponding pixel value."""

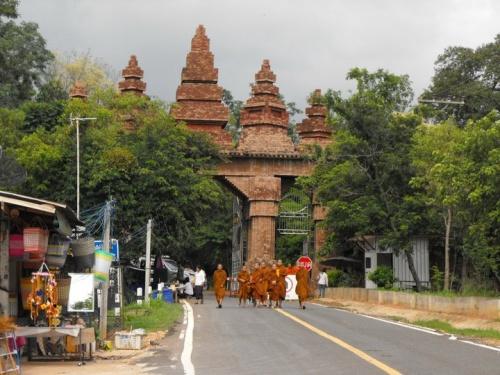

left=413, top=319, right=500, bottom=340
left=124, top=300, right=183, bottom=332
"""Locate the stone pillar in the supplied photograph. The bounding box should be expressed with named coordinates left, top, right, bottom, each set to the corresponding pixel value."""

left=224, top=176, right=281, bottom=262
left=313, top=203, right=328, bottom=254
left=248, top=201, right=278, bottom=261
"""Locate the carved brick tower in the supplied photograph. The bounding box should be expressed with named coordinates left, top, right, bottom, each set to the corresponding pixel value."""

left=118, top=55, right=146, bottom=95
left=297, top=89, right=331, bottom=149
left=69, top=81, right=88, bottom=99
left=171, top=25, right=232, bottom=148
left=237, top=60, right=296, bottom=155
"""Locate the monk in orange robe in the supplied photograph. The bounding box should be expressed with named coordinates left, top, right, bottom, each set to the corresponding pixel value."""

left=268, top=263, right=281, bottom=308
left=254, top=263, right=268, bottom=307
left=213, top=264, right=227, bottom=308
left=251, top=262, right=261, bottom=306
left=295, top=262, right=309, bottom=309
left=237, top=265, right=250, bottom=306
left=276, top=259, right=288, bottom=307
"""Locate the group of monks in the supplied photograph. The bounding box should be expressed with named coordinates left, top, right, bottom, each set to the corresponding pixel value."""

left=212, top=259, right=310, bottom=309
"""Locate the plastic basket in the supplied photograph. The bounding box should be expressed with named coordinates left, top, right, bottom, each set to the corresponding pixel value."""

left=48, top=235, right=70, bottom=256
left=56, top=278, right=70, bottom=305
left=46, top=254, right=67, bottom=269
left=71, top=237, right=95, bottom=257
left=20, top=278, right=31, bottom=310
left=9, top=234, right=24, bottom=257
left=23, top=227, right=49, bottom=254
left=74, top=253, right=95, bottom=269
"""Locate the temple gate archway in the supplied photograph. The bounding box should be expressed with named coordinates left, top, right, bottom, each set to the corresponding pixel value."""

left=170, top=25, right=332, bottom=276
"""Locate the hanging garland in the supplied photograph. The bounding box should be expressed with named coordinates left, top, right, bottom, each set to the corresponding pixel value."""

left=27, top=263, right=61, bottom=327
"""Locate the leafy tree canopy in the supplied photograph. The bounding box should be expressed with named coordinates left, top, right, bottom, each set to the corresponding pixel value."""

left=421, top=34, right=500, bottom=124
left=0, top=0, right=54, bottom=107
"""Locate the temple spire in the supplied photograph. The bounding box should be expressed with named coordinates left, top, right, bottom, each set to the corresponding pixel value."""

left=171, top=25, right=231, bottom=148
left=297, top=89, right=332, bottom=149
left=118, top=55, right=146, bottom=95
left=237, top=60, right=296, bottom=155
left=69, top=80, right=88, bottom=99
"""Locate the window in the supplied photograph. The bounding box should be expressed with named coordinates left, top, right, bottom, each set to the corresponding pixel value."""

left=365, top=257, right=372, bottom=269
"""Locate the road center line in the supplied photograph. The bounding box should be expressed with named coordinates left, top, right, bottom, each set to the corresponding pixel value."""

left=276, top=308, right=402, bottom=375
left=181, top=301, right=196, bottom=375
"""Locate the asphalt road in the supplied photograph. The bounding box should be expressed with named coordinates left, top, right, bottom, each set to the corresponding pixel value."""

left=137, top=295, right=500, bottom=374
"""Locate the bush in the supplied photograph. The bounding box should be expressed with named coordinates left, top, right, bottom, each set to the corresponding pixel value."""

left=327, top=269, right=354, bottom=287
left=430, top=265, right=444, bottom=291
left=368, top=266, right=394, bottom=289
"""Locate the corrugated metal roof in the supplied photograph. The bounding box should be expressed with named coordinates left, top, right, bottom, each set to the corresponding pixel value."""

left=0, top=190, right=83, bottom=226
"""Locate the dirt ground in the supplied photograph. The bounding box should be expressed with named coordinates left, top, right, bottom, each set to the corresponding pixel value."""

left=314, top=297, right=500, bottom=347
left=22, top=330, right=167, bottom=374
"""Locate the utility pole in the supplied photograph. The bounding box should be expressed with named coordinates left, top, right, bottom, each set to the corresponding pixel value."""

left=70, top=114, right=96, bottom=219
left=99, top=201, right=111, bottom=341
left=144, top=219, right=152, bottom=304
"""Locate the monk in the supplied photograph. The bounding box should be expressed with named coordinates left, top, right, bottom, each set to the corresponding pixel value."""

left=276, top=259, right=288, bottom=308
left=254, top=263, right=268, bottom=307
left=237, top=265, right=250, bottom=306
left=295, top=261, right=309, bottom=309
left=213, top=264, right=227, bottom=308
left=251, top=262, right=262, bottom=307
left=268, top=263, right=280, bottom=308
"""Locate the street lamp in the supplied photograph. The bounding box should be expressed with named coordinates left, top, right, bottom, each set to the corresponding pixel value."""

left=70, top=114, right=96, bottom=219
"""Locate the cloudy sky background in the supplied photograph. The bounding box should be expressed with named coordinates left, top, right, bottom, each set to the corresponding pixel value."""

left=19, top=0, right=500, bottom=115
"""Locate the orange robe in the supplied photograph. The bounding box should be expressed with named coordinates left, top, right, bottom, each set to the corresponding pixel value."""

left=237, top=270, right=250, bottom=300
left=268, top=270, right=280, bottom=301
left=251, top=268, right=261, bottom=301
left=213, top=269, right=227, bottom=301
left=255, top=267, right=268, bottom=302
left=277, top=265, right=288, bottom=300
left=295, top=267, right=309, bottom=302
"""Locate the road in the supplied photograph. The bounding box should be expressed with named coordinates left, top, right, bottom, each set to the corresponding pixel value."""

left=136, top=294, right=500, bottom=374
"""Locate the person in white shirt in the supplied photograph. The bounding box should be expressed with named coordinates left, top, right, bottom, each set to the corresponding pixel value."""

left=194, top=265, right=206, bottom=304
left=317, top=268, right=329, bottom=298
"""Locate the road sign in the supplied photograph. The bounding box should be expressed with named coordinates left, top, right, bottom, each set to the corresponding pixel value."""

left=297, top=256, right=313, bottom=271
left=285, top=275, right=298, bottom=300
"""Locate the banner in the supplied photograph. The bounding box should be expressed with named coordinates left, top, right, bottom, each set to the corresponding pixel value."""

left=285, top=275, right=298, bottom=300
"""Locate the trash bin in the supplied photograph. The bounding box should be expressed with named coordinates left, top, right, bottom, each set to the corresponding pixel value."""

left=162, top=288, right=173, bottom=303
left=151, top=290, right=159, bottom=300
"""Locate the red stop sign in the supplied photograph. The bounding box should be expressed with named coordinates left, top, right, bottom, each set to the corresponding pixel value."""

left=297, top=256, right=313, bottom=271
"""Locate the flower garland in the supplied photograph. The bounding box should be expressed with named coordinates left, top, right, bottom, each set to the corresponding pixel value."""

left=27, top=263, right=61, bottom=327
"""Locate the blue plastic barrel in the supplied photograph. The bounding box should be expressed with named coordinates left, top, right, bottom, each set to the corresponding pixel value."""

left=151, top=290, right=159, bottom=300
left=162, top=288, right=174, bottom=303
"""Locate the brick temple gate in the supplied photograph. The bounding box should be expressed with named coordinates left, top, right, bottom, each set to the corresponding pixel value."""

left=171, top=25, right=332, bottom=264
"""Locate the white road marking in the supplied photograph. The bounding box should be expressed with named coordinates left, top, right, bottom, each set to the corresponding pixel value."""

left=459, top=340, right=500, bottom=352
left=323, top=306, right=444, bottom=336
left=356, top=313, right=444, bottom=336
left=181, top=300, right=196, bottom=375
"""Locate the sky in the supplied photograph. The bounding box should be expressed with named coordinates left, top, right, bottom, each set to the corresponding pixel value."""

left=18, top=0, right=500, bottom=116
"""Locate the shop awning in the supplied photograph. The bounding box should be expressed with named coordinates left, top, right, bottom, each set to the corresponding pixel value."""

left=0, top=190, right=83, bottom=227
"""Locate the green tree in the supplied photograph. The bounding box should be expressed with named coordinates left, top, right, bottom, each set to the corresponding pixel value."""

left=222, top=89, right=243, bottom=143
left=47, top=51, right=118, bottom=95
left=0, top=0, right=54, bottom=107
left=303, top=68, right=426, bottom=290
left=411, top=121, right=465, bottom=290
left=12, top=90, right=231, bottom=269
left=421, top=34, right=500, bottom=125
left=458, top=112, right=499, bottom=287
